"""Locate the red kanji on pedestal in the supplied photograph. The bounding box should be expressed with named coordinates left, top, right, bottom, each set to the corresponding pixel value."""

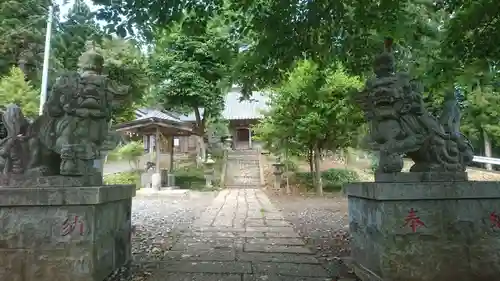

left=404, top=208, right=425, bottom=232
left=490, top=212, right=500, bottom=228
left=61, top=215, right=85, bottom=236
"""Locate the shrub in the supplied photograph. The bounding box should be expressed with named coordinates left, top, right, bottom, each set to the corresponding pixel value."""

left=107, top=141, right=144, bottom=169
left=295, top=168, right=359, bottom=192
left=174, top=165, right=206, bottom=189
left=104, top=171, right=141, bottom=189
left=321, top=168, right=359, bottom=191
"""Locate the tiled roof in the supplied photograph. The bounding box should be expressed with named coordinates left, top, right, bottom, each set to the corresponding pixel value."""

left=179, top=87, right=270, bottom=122
left=135, top=108, right=183, bottom=122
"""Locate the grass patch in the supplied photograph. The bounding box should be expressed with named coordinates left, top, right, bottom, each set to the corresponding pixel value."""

left=173, top=163, right=221, bottom=191
left=103, top=171, right=141, bottom=189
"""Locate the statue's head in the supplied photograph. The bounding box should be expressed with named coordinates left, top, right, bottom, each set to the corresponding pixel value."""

left=444, top=88, right=458, bottom=102
left=373, top=37, right=396, bottom=77
left=373, top=52, right=396, bottom=78
left=77, top=48, right=104, bottom=74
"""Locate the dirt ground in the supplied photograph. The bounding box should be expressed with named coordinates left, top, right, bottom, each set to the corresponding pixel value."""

left=262, top=154, right=500, bottom=280
left=267, top=191, right=354, bottom=279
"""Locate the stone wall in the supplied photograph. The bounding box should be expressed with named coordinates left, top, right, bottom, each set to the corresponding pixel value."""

left=345, top=178, right=500, bottom=281
left=0, top=184, right=135, bottom=281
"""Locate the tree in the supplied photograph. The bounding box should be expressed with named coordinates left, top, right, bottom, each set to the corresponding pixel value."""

left=97, top=38, right=149, bottom=123
left=0, top=0, right=53, bottom=81
left=255, top=60, right=364, bottom=195
left=113, top=141, right=144, bottom=170
left=91, top=0, right=222, bottom=39
left=148, top=13, right=237, bottom=159
left=439, top=0, right=500, bottom=63
left=0, top=67, right=40, bottom=118
left=53, top=0, right=105, bottom=71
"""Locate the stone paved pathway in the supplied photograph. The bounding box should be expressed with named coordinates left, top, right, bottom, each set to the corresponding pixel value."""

left=145, top=188, right=334, bottom=281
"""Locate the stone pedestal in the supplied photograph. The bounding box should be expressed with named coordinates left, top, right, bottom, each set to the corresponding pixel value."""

left=0, top=184, right=136, bottom=281
left=344, top=172, right=500, bottom=281
left=141, top=171, right=153, bottom=189
left=160, top=170, right=176, bottom=187
left=167, top=173, right=175, bottom=187
left=152, top=172, right=161, bottom=190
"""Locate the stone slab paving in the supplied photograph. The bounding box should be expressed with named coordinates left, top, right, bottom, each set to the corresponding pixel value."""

left=147, top=189, right=335, bottom=281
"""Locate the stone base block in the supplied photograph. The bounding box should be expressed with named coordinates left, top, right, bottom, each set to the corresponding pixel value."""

left=0, top=184, right=136, bottom=281
left=0, top=174, right=104, bottom=187
left=141, top=171, right=153, bottom=189
left=345, top=179, right=500, bottom=281
left=374, top=171, right=468, bottom=182
left=152, top=172, right=161, bottom=190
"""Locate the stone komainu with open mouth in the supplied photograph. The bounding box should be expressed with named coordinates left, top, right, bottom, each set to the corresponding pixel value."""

left=353, top=37, right=474, bottom=173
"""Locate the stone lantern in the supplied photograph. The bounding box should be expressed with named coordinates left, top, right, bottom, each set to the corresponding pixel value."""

left=204, top=154, right=216, bottom=188
left=222, top=134, right=233, bottom=150
left=272, top=156, right=285, bottom=191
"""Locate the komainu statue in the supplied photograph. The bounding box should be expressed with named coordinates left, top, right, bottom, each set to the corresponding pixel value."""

left=0, top=46, right=127, bottom=184
left=353, top=38, right=473, bottom=173
left=0, top=104, right=30, bottom=174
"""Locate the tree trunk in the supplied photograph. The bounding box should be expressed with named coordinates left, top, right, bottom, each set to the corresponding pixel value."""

left=343, top=148, right=349, bottom=167
left=484, top=129, right=493, bottom=170
left=307, top=147, right=315, bottom=188
left=313, top=145, right=323, bottom=196
left=308, top=147, right=314, bottom=173
left=193, top=107, right=207, bottom=166
left=197, top=137, right=206, bottom=166
left=284, top=149, right=290, bottom=194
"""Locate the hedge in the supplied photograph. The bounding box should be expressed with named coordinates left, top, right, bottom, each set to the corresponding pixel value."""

left=295, top=168, right=359, bottom=192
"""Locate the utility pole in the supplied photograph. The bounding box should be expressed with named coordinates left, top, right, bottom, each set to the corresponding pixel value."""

left=39, top=4, right=54, bottom=115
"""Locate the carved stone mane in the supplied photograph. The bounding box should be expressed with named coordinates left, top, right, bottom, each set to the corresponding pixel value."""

left=0, top=104, right=30, bottom=174
left=353, top=38, right=474, bottom=175
left=0, top=48, right=130, bottom=187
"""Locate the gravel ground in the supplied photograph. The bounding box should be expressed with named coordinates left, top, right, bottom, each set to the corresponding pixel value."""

left=105, top=190, right=218, bottom=281
left=266, top=192, right=355, bottom=279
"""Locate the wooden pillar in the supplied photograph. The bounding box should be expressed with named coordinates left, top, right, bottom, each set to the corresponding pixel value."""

left=155, top=127, right=160, bottom=171
left=169, top=135, right=174, bottom=172
left=248, top=128, right=252, bottom=149
left=149, top=134, right=154, bottom=161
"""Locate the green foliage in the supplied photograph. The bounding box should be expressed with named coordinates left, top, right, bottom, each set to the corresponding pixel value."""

left=254, top=60, right=364, bottom=156
left=53, top=0, right=105, bottom=71
left=208, top=117, right=229, bottom=137
left=103, top=171, right=141, bottom=189
left=173, top=164, right=206, bottom=189
left=440, top=0, right=500, bottom=62
left=148, top=13, right=236, bottom=130
left=296, top=168, right=359, bottom=192
left=0, top=0, right=50, bottom=79
left=0, top=67, right=39, bottom=118
left=91, top=0, right=223, bottom=39
left=283, top=158, right=299, bottom=173
left=91, top=0, right=443, bottom=88
left=97, top=38, right=149, bottom=123
left=113, top=141, right=144, bottom=169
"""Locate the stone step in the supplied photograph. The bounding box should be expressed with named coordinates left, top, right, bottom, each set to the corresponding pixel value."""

left=225, top=185, right=261, bottom=189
